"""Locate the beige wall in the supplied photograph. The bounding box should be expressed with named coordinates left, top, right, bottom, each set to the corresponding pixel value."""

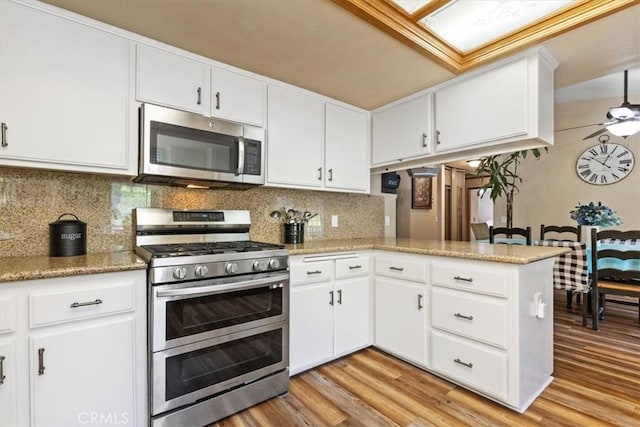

left=0, top=167, right=384, bottom=257
left=495, top=98, right=640, bottom=236
left=396, top=170, right=440, bottom=240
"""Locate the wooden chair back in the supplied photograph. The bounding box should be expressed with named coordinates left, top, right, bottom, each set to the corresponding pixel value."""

left=590, top=229, right=640, bottom=330
left=489, top=226, right=532, bottom=245
left=540, top=224, right=582, bottom=242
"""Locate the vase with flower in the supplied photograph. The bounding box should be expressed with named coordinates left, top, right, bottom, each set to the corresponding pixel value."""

left=569, top=202, right=623, bottom=245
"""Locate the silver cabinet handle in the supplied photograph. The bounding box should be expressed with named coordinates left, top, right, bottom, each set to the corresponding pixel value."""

left=38, top=348, right=46, bottom=376
left=418, top=294, right=423, bottom=310
left=0, top=355, right=5, bottom=384
left=215, top=91, right=220, bottom=110
left=196, top=87, right=202, bottom=105
left=422, top=133, right=427, bottom=147
left=1, top=123, right=7, bottom=147
left=348, top=265, right=362, bottom=270
left=389, top=266, right=404, bottom=272
left=329, top=290, right=334, bottom=306
left=318, top=167, right=322, bottom=181
left=436, top=130, right=441, bottom=145
left=454, top=276, right=473, bottom=282
left=454, top=358, right=473, bottom=368
left=306, top=270, right=322, bottom=275
left=337, top=289, right=342, bottom=305
left=454, top=312, right=474, bottom=321
left=70, top=299, right=103, bottom=308
left=328, top=168, right=333, bottom=182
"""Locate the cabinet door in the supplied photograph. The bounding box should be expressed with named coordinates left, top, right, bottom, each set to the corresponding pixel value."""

left=289, top=282, right=333, bottom=374
left=31, top=319, right=135, bottom=427
left=435, top=58, right=528, bottom=151
left=325, top=103, right=369, bottom=192
left=211, top=68, right=266, bottom=126
left=0, top=2, right=131, bottom=173
left=0, top=339, right=17, bottom=427
left=137, top=44, right=209, bottom=115
left=371, top=93, right=432, bottom=166
left=267, top=85, right=324, bottom=188
left=374, top=277, right=427, bottom=366
left=334, top=277, right=370, bottom=357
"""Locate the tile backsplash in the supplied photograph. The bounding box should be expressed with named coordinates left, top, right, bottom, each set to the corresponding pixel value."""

left=0, top=167, right=384, bottom=257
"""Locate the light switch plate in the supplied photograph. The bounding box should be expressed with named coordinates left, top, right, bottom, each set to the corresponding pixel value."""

left=331, top=215, right=338, bottom=227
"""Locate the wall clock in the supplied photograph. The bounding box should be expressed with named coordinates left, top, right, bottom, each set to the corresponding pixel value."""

left=576, top=142, right=635, bottom=185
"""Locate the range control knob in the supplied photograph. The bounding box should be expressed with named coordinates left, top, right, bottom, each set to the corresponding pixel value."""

left=172, top=267, right=187, bottom=280
left=252, top=260, right=263, bottom=272
left=268, top=259, right=281, bottom=270
left=225, top=262, right=238, bottom=274
left=194, top=265, right=208, bottom=278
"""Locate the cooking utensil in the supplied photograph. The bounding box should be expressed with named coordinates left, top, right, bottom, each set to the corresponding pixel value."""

left=269, top=210, right=282, bottom=219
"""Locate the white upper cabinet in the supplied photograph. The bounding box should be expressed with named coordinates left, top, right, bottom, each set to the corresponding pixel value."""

left=435, top=58, right=528, bottom=151
left=211, top=67, right=266, bottom=127
left=434, top=51, right=556, bottom=153
left=137, top=44, right=210, bottom=115
left=267, top=85, right=370, bottom=193
left=137, top=45, right=266, bottom=126
left=325, top=103, right=370, bottom=192
left=267, top=85, right=325, bottom=188
left=0, top=1, right=134, bottom=175
left=371, top=93, right=433, bottom=166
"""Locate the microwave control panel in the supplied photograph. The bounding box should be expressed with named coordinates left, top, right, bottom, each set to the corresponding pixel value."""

left=244, top=140, right=262, bottom=175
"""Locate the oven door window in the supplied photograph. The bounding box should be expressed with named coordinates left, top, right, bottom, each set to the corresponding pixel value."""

left=166, top=285, right=283, bottom=340
left=150, top=121, right=238, bottom=173
left=165, top=328, right=283, bottom=401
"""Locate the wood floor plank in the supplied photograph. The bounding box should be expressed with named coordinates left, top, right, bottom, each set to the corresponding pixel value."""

left=209, top=289, right=640, bottom=427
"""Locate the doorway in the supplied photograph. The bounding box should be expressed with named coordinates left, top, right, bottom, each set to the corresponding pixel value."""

left=467, top=188, right=493, bottom=240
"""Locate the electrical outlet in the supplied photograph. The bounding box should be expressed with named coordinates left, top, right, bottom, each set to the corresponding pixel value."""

left=331, top=215, right=338, bottom=227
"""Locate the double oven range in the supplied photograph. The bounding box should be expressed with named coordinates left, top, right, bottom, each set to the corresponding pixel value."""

left=134, top=208, right=290, bottom=427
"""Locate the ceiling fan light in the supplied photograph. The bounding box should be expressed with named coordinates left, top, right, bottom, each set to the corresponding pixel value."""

left=609, top=106, right=634, bottom=119
left=467, top=159, right=481, bottom=168
left=606, top=120, right=640, bottom=137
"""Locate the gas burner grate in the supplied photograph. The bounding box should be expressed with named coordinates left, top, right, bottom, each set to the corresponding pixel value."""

left=141, top=241, right=284, bottom=257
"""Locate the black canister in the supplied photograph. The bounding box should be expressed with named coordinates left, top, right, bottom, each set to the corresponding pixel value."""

left=283, top=223, right=304, bottom=244
left=49, top=213, right=87, bottom=257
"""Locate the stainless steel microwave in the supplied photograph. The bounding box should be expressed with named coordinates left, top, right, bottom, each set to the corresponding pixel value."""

left=134, top=103, right=264, bottom=188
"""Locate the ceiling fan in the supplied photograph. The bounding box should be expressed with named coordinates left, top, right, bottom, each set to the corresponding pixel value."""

left=582, top=69, right=640, bottom=140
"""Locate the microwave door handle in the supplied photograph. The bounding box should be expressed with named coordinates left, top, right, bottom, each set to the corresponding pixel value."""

left=236, top=136, right=245, bottom=176
left=156, top=273, right=289, bottom=299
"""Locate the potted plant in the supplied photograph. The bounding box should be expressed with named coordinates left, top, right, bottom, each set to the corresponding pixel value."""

left=475, top=148, right=546, bottom=228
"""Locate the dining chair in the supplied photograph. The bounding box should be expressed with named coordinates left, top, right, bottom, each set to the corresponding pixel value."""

left=540, top=224, right=583, bottom=308
left=540, top=224, right=582, bottom=242
left=470, top=223, right=490, bottom=240
left=489, top=226, right=532, bottom=245
left=590, top=229, right=640, bottom=330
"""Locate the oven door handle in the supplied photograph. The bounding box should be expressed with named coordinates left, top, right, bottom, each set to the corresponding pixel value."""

left=156, top=274, right=289, bottom=299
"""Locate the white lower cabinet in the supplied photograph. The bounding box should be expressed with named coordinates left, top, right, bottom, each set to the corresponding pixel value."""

left=373, top=251, right=428, bottom=367
left=0, top=270, right=147, bottom=427
left=289, top=253, right=371, bottom=375
left=374, top=277, right=427, bottom=367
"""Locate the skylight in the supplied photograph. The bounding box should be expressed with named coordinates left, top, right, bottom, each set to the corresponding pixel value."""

left=418, top=0, right=576, bottom=52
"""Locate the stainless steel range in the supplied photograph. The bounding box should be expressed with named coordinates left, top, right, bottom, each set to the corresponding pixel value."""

left=134, top=208, right=289, bottom=427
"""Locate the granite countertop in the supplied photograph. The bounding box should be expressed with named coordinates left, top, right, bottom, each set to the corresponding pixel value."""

left=284, top=237, right=571, bottom=264
left=0, top=252, right=147, bottom=283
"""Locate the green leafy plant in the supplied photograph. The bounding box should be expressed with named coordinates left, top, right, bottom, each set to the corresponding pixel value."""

left=475, top=148, right=547, bottom=228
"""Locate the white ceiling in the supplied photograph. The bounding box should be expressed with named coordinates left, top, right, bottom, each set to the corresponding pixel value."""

left=41, top=0, right=640, bottom=110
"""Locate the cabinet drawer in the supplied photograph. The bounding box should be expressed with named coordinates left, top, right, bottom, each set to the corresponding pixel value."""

left=375, top=255, right=426, bottom=283
left=432, top=330, right=508, bottom=401
left=335, top=256, right=370, bottom=278
left=0, top=294, right=17, bottom=334
left=431, top=261, right=507, bottom=297
left=29, top=282, right=135, bottom=328
left=432, top=288, right=507, bottom=348
left=290, top=260, right=334, bottom=286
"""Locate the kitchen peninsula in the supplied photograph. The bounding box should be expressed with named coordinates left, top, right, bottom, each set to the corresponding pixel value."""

left=287, top=238, right=569, bottom=413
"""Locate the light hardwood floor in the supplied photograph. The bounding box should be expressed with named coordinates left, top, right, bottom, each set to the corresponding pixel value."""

left=213, top=291, right=640, bottom=426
